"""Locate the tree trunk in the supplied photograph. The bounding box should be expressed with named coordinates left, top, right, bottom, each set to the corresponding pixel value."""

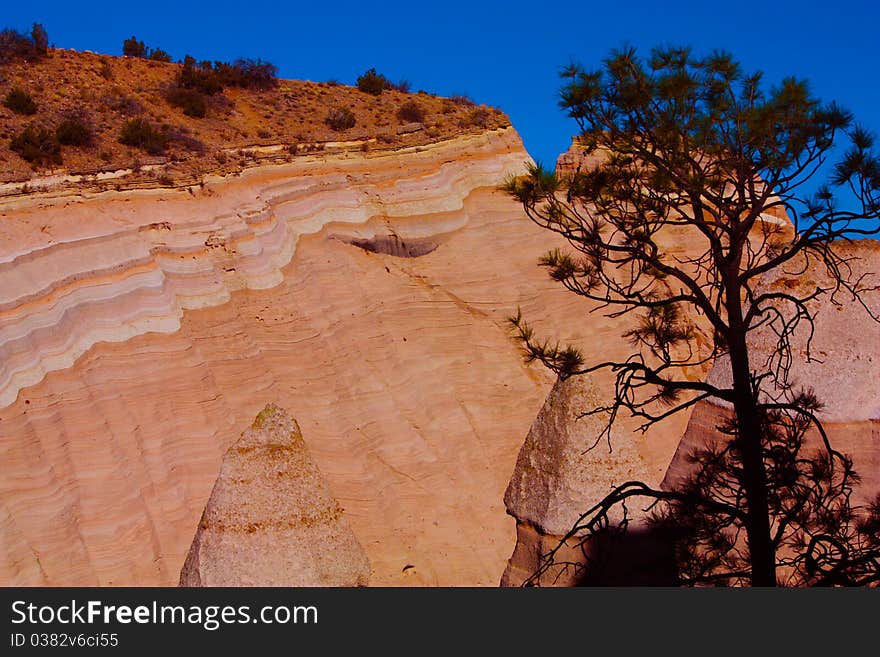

left=726, top=280, right=777, bottom=586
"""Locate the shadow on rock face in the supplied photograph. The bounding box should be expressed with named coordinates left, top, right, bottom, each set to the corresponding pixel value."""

left=574, top=524, right=680, bottom=587
left=336, top=233, right=441, bottom=258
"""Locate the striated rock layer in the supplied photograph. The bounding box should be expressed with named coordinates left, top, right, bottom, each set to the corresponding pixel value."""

left=0, top=129, right=528, bottom=409
left=0, top=126, right=628, bottom=586
left=179, top=404, right=370, bottom=587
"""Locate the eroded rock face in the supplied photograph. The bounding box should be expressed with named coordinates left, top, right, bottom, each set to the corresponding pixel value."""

left=2, top=127, right=589, bottom=586
left=0, top=129, right=528, bottom=410
left=496, top=177, right=724, bottom=586
left=501, top=375, right=650, bottom=586
left=665, top=240, right=880, bottom=499
left=501, top=240, right=879, bottom=586
left=503, top=375, right=642, bottom=537
left=554, top=138, right=605, bottom=181
left=180, top=404, right=369, bottom=587
left=338, top=233, right=441, bottom=258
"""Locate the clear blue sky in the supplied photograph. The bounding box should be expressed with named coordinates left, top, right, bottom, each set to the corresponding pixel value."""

left=4, top=0, right=879, bottom=170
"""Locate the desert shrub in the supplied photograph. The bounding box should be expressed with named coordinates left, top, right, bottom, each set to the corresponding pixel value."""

left=177, top=56, right=278, bottom=94
left=357, top=68, right=389, bottom=95
left=122, top=36, right=147, bottom=58
left=223, top=59, right=278, bottom=90
left=10, top=124, right=61, bottom=166
left=397, top=99, right=425, bottom=123
left=30, top=24, right=48, bottom=56
left=0, top=29, right=32, bottom=63
left=123, top=36, right=172, bottom=62
left=165, top=86, right=207, bottom=118
left=55, top=114, right=93, bottom=146
left=165, top=125, right=205, bottom=153
left=149, top=48, right=172, bottom=63
left=325, top=107, right=356, bottom=131
left=105, top=94, right=144, bottom=116
left=118, top=118, right=167, bottom=154
left=449, top=94, right=475, bottom=107
left=177, top=56, right=223, bottom=95
left=462, top=107, right=490, bottom=128
left=0, top=30, right=32, bottom=62
left=99, top=60, right=114, bottom=80
left=390, top=79, right=412, bottom=93
left=3, top=87, right=37, bottom=115
left=0, top=23, right=48, bottom=63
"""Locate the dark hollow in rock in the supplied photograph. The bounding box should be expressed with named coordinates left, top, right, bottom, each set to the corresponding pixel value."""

left=342, top=234, right=440, bottom=258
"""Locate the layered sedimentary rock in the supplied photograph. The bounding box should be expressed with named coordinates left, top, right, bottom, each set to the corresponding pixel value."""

left=664, top=240, right=880, bottom=499
left=0, top=129, right=528, bottom=409
left=0, top=126, right=615, bottom=586
left=179, top=404, right=369, bottom=587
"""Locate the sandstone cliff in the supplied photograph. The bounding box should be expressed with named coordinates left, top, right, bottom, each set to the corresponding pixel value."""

left=554, top=137, right=605, bottom=182
left=179, top=404, right=369, bottom=586
left=0, top=125, right=615, bottom=586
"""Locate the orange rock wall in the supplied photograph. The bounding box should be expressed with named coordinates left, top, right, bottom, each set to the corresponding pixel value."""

left=0, top=128, right=593, bottom=586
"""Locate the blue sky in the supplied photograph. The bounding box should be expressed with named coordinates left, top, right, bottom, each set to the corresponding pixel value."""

left=4, top=1, right=879, bottom=171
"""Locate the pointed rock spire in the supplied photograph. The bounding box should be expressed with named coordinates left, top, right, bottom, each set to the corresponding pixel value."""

left=180, top=404, right=370, bottom=586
